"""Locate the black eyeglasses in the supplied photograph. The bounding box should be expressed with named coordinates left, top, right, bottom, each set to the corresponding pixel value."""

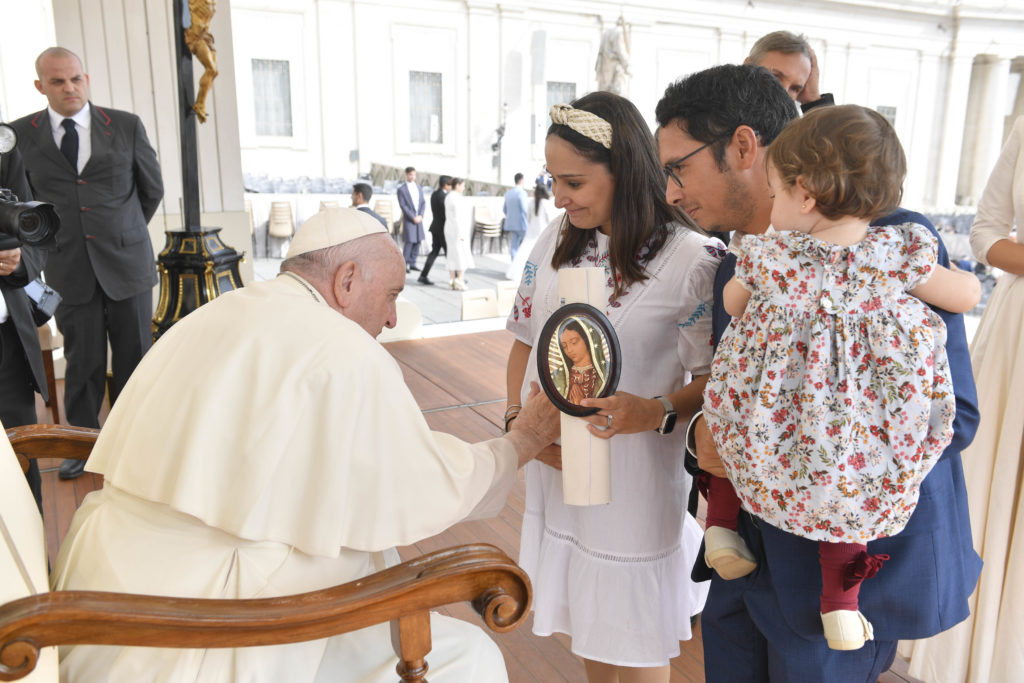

left=663, top=142, right=714, bottom=189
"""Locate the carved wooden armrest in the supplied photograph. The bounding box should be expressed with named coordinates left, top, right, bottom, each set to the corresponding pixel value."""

left=6, top=424, right=99, bottom=462
left=0, top=543, right=530, bottom=682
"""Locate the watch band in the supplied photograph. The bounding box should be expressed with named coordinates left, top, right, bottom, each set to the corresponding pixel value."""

left=654, top=395, right=677, bottom=434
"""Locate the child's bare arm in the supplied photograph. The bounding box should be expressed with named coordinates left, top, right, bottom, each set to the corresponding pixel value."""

left=723, top=277, right=752, bottom=318
left=909, top=262, right=982, bottom=313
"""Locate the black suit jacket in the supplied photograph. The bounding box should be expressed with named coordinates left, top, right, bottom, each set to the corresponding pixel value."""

left=0, top=147, right=48, bottom=399
left=11, top=104, right=163, bottom=305
left=428, top=189, right=447, bottom=237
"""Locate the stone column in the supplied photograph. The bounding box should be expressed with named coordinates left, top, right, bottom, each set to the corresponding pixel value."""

left=957, top=54, right=1010, bottom=205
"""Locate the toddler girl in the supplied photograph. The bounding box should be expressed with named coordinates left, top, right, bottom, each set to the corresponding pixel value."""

left=702, top=105, right=981, bottom=650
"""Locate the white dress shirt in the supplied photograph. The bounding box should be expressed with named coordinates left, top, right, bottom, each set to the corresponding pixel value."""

left=47, top=103, right=92, bottom=174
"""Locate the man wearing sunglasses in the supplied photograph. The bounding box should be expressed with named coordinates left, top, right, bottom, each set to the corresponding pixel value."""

left=655, top=64, right=981, bottom=683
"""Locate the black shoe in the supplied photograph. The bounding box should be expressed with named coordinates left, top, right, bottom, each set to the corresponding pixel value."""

left=409, top=265, right=421, bottom=272
left=58, top=458, right=87, bottom=480
left=405, top=265, right=411, bottom=273
left=418, top=276, right=434, bottom=285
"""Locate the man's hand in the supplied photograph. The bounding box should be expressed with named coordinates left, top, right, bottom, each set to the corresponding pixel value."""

left=0, top=248, right=22, bottom=277
left=413, top=215, right=423, bottom=223
left=694, top=414, right=727, bottom=477
left=797, top=47, right=822, bottom=105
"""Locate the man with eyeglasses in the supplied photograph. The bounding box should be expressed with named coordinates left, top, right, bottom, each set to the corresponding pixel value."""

left=654, top=64, right=981, bottom=683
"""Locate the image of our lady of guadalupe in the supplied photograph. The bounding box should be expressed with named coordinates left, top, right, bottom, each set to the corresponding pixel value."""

left=549, top=317, right=610, bottom=405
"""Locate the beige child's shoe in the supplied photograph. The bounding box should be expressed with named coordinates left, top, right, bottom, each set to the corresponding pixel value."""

left=704, top=526, right=757, bottom=580
left=820, top=610, right=874, bottom=650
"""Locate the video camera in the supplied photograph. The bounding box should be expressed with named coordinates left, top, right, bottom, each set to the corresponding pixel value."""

left=0, top=122, right=60, bottom=251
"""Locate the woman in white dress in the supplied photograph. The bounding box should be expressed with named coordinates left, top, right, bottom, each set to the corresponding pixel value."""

left=504, top=92, right=722, bottom=682
left=443, top=178, right=474, bottom=290
left=904, top=116, right=1024, bottom=682
left=505, top=184, right=561, bottom=283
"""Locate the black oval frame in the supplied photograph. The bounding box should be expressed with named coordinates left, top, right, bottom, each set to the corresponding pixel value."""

left=536, top=302, right=621, bottom=417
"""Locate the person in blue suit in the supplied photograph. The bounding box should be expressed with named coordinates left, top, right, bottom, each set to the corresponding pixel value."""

left=654, top=64, right=981, bottom=682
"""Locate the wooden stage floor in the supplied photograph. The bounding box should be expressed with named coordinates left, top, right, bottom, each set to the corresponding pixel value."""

left=34, top=329, right=918, bottom=682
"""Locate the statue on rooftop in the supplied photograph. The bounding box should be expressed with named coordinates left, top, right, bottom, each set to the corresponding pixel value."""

left=595, top=15, right=631, bottom=95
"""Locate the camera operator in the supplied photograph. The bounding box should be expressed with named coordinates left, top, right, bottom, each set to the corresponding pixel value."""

left=0, top=145, right=49, bottom=512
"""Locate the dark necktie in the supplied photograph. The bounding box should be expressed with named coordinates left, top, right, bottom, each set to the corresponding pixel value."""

left=60, top=118, right=79, bottom=172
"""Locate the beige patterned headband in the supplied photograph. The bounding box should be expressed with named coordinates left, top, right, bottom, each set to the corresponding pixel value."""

left=550, top=104, right=613, bottom=149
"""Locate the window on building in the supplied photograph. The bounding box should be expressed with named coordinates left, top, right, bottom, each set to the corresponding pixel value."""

left=410, top=71, right=443, bottom=143
left=876, top=105, right=897, bottom=127
left=547, top=81, right=577, bottom=128
left=252, top=59, right=293, bottom=137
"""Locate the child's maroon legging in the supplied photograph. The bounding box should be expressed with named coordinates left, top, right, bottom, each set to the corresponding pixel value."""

left=706, top=474, right=888, bottom=612
left=706, top=474, right=742, bottom=530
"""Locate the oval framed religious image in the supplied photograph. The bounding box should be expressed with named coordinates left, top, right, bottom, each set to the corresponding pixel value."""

left=536, top=302, right=621, bottom=417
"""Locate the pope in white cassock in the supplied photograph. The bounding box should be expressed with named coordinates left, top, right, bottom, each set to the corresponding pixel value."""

left=51, top=208, right=560, bottom=682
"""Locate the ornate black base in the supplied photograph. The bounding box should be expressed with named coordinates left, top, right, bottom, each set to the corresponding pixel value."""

left=153, top=227, right=244, bottom=340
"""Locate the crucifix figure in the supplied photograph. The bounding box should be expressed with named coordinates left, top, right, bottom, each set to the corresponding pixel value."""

left=185, top=0, right=218, bottom=123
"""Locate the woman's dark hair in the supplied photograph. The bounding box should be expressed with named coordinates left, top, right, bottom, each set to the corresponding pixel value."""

left=559, top=319, right=593, bottom=369
left=548, top=91, right=699, bottom=297
left=534, top=183, right=550, bottom=214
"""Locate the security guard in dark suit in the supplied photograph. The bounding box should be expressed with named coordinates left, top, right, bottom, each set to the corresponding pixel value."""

left=12, top=48, right=163, bottom=479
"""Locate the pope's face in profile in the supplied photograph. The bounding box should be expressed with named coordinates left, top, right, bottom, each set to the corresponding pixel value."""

left=560, top=328, right=591, bottom=367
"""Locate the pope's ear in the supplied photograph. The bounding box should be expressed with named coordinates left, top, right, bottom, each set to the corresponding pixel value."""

left=332, top=261, right=358, bottom=306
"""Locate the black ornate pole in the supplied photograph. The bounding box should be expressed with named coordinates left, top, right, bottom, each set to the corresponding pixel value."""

left=152, top=0, right=243, bottom=340
left=174, top=0, right=202, bottom=233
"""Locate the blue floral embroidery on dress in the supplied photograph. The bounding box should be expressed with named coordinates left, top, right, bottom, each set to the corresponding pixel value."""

left=704, top=244, right=727, bottom=260
left=678, top=301, right=708, bottom=329
left=523, top=261, right=538, bottom=286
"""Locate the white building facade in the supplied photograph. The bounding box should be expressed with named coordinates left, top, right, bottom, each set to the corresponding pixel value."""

left=0, top=0, right=1021, bottom=234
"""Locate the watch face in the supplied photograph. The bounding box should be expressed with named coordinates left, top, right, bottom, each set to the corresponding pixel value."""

left=661, top=411, right=678, bottom=434
left=0, top=124, right=17, bottom=154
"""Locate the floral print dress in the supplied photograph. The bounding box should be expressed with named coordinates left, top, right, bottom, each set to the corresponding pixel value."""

left=703, top=223, right=956, bottom=543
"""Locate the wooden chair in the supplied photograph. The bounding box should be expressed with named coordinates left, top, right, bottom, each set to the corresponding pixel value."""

left=0, top=424, right=532, bottom=682
left=319, top=200, right=340, bottom=211
left=471, top=206, right=506, bottom=254
left=266, top=201, right=295, bottom=258
left=374, top=199, right=396, bottom=238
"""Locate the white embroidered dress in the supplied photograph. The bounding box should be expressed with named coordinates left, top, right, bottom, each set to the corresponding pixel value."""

left=507, top=224, right=723, bottom=666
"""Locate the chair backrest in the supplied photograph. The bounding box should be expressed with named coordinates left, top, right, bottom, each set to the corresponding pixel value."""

left=461, top=289, right=500, bottom=321
left=0, top=421, right=60, bottom=681
left=268, top=201, right=295, bottom=239
left=0, top=425, right=532, bottom=683
left=319, top=200, right=340, bottom=211
left=374, top=199, right=397, bottom=235
left=473, top=205, right=499, bottom=226
left=495, top=281, right=518, bottom=316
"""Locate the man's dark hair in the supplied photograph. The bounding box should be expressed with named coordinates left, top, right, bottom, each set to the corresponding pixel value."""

left=353, top=182, right=373, bottom=202
left=655, top=64, right=798, bottom=169
left=513, top=172, right=524, bottom=184
left=437, top=175, right=452, bottom=189
left=404, top=166, right=416, bottom=174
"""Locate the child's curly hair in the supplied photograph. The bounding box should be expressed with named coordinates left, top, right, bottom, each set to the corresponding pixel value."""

left=768, top=104, right=906, bottom=221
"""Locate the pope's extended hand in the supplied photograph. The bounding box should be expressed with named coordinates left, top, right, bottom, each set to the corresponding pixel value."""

left=509, top=382, right=560, bottom=466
